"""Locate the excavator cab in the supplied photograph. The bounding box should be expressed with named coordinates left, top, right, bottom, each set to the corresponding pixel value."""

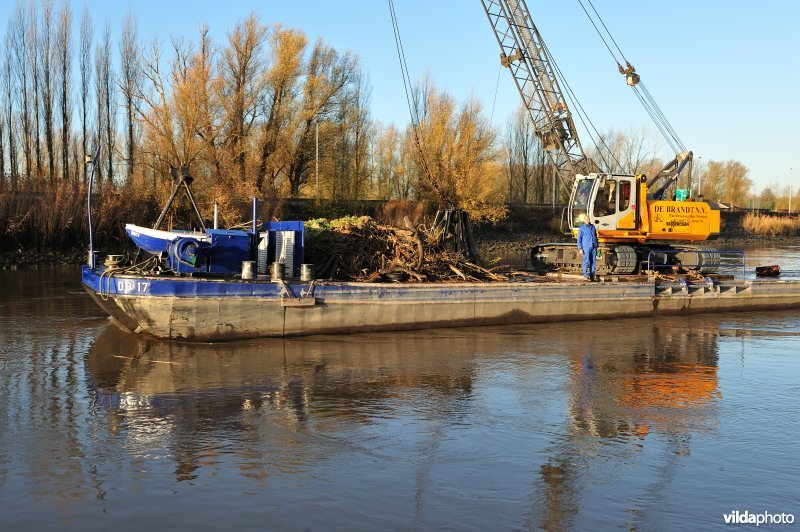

left=568, top=176, right=594, bottom=228
left=568, top=174, right=639, bottom=235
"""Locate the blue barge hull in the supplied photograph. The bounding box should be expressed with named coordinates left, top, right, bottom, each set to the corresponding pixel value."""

left=82, top=266, right=800, bottom=341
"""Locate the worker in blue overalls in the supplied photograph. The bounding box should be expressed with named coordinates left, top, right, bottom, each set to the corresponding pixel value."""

left=576, top=213, right=599, bottom=281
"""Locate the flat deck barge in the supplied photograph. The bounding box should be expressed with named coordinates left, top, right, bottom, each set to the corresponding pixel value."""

left=82, top=266, right=800, bottom=341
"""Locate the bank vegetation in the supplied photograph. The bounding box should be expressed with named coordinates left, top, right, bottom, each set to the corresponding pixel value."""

left=741, top=213, right=800, bottom=237
left=0, top=2, right=792, bottom=255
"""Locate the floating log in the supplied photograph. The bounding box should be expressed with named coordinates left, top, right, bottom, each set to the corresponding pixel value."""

left=755, top=265, right=781, bottom=277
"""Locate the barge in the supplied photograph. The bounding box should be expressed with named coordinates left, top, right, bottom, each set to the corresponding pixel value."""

left=80, top=165, right=800, bottom=342
left=82, top=265, right=800, bottom=341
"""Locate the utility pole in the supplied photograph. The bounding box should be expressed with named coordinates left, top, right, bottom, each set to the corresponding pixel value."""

left=315, top=119, right=319, bottom=199
left=790, top=168, right=793, bottom=214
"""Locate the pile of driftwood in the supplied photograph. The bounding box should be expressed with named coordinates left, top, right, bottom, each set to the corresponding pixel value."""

left=305, top=216, right=508, bottom=282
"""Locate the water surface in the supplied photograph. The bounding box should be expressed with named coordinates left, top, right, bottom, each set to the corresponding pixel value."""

left=1, top=247, right=799, bottom=530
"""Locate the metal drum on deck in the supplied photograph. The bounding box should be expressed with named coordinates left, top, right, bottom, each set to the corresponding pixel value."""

left=241, top=261, right=256, bottom=280
left=300, top=264, right=315, bottom=282
left=271, top=262, right=286, bottom=282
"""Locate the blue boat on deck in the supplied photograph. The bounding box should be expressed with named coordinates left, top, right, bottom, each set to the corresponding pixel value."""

left=125, top=224, right=209, bottom=255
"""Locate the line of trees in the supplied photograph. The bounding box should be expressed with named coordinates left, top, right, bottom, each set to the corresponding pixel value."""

left=0, top=1, right=793, bottom=230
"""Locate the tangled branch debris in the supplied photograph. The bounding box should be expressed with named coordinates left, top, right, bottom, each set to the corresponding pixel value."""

left=304, top=216, right=510, bottom=282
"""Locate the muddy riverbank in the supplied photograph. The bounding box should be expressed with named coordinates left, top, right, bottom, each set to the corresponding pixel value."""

left=6, top=234, right=796, bottom=271
left=0, top=248, right=87, bottom=270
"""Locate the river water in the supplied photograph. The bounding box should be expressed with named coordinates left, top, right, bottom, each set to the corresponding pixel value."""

left=1, top=245, right=799, bottom=530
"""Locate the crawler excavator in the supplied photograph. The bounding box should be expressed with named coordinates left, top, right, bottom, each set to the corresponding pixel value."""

left=481, top=0, right=721, bottom=275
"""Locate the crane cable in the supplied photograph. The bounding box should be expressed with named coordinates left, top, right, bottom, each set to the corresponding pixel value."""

left=577, top=0, right=687, bottom=154
left=580, top=0, right=686, bottom=152
left=538, top=39, right=622, bottom=174
left=489, top=64, right=502, bottom=127
left=576, top=0, right=680, bottom=153
left=387, top=0, right=448, bottom=205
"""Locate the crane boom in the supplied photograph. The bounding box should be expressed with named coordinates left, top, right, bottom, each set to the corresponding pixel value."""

left=481, top=0, right=594, bottom=189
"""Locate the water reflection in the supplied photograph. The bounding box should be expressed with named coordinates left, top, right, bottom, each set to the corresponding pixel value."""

left=6, top=265, right=798, bottom=529
left=87, top=324, right=480, bottom=483
left=84, top=314, right=725, bottom=528
left=530, top=320, right=720, bottom=530
left=88, top=319, right=721, bottom=438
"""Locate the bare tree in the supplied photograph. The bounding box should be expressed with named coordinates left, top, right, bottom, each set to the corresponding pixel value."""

left=95, top=22, right=114, bottom=183
left=3, top=29, right=19, bottom=186
left=28, top=0, right=42, bottom=179
left=79, top=7, right=92, bottom=181
left=589, top=127, right=664, bottom=176
left=758, top=185, right=777, bottom=211
left=0, top=52, right=5, bottom=185
left=220, top=13, right=268, bottom=183
left=11, top=2, right=31, bottom=179
left=506, top=105, right=542, bottom=203
left=405, top=80, right=504, bottom=221
left=135, top=38, right=177, bottom=174
left=330, top=68, right=372, bottom=200
left=348, top=71, right=373, bottom=199
left=170, top=36, right=209, bottom=167
left=287, top=39, right=357, bottom=197
left=118, top=11, right=141, bottom=185
left=699, top=159, right=753, bottom=207
left=374, top=123, right=408, bottom=199
left=257, top=25, right=307, bottom=194
left=135, top=36, right=209, bottom=180
left=55, top=0, right=71, bottom=180
left=39, top=0, right=55, bottom=180
left=193, top=25, right=224, bottom=185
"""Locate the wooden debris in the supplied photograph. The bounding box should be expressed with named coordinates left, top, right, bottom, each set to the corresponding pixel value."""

left=305, top=216, right=510, bottom=283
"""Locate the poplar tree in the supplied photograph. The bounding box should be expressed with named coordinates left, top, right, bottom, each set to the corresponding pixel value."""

left=40, top=0, right=55, bottom=180
left=119, top=11, right=141, bottom=185
left=79, top=7, right=92, bottom=182
left=55, top=0, right=71, bottom=180
left=94, top=22, right=113, bottom=182
left=11, top=2, right=31, bottom=179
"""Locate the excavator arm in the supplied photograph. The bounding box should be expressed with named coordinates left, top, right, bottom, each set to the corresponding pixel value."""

left=647, top=150, right=693, bottom=200
left=481, top=0, right=595, bottom=190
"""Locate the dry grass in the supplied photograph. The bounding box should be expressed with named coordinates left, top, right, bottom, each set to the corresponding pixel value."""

left=0, top=181, right=158, bottom=252
left=742, top=213, right=800, bottom=237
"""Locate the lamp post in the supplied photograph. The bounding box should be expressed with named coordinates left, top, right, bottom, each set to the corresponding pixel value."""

left=695, top=156, right=701, bottom=197
left=315, top=119, right=319, bottom=199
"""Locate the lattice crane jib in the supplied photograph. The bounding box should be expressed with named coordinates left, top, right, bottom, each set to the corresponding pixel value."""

left=482, top=0, right=592, bottom=190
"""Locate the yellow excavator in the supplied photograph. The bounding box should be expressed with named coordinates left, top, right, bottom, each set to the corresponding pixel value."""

left=482, top=0, right=721, bottom=274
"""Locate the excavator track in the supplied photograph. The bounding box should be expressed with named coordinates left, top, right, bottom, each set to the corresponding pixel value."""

left=529, top=243, right=720, bottom=276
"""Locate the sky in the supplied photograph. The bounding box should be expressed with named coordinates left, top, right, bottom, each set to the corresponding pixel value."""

left=1, top=0, right=798, bottom=192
